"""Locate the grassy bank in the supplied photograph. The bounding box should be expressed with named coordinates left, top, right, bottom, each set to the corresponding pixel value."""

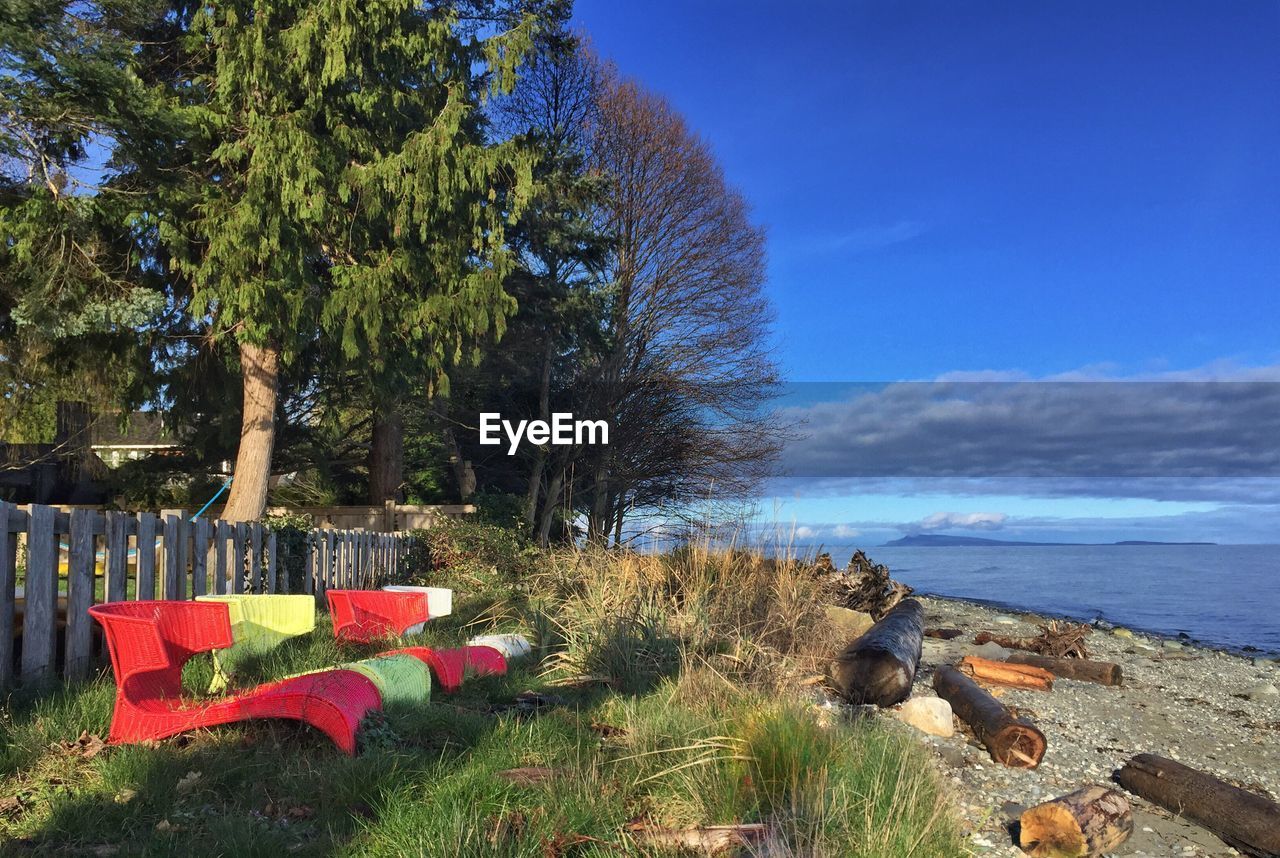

left=0, top=533, right=963, bottom=856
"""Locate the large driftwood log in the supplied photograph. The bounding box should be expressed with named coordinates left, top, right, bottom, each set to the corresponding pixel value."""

left=1019, top=785, right=1133, bottom=857
left=933, top=665, right=1046, bottom=768
left=828, top=598, right=924, bottom=707
left=1005, top=653, right=1122, bottom=687
left=1115, top=754, right=1280, bottom=857
left=959, top=655, right=1054, bottom=691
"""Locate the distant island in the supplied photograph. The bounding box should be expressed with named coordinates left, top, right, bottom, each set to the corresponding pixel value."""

left=883, top=534, right=1218, bottom=547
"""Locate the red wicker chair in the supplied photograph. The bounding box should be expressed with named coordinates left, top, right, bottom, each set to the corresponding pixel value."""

left=381, top=645, right=507, bottom=693
left=326, top=590, right=430, bottom=643
left=89, top=601, right=382, bottom=754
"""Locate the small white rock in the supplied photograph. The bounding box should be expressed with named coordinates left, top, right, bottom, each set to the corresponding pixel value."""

left=893, top=696, right=955, bottom=738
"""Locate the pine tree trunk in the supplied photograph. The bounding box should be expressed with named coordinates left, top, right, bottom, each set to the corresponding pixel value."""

left=536, top=467, right=565, bottom=547
left=368, top=400, right=405, bottom=503
left=222, top=340, right=279, bottom=522
left=523, top=341, right=555, bottom=529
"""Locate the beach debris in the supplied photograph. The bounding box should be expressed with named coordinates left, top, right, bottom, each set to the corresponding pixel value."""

left=824, top=605, right=874, bottom=639
left=1018, top=785, right=1134, bottom=858
left=828, top=598, right=925, bottom=707
left=994, top=615, right=1020, bottom=625
left=925, top=628, right=965, bottom=640
left=820, top=550, right=913, bottom=619
left=893, top=696, right=955, bottom=737
left=623, top=819, right=767, bottom=852
left=958, top=655, right=1055, bottom=692
left=1112, top=628, right=1134, bottom=639
left=1004, top=653, right=1123, bottom=687
left=934, top=665, right=1046, bottom=769
left=1115, top=754, right=1280, bottom=858
left=975, top=620, right=1092, bottom=659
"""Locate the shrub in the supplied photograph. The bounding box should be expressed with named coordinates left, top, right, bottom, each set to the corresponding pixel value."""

left=401, top=518, right=541, bottom=585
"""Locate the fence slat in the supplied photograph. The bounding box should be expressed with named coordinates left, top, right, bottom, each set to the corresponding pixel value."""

left=163, top=514, right=181, bottom=599
left=304, top=532, right=314, bottom=595
left=64, top=508, right=97, bottom=681
left=136, top=513, right=156, bottom=600
left=214, top=522, right=228, bottom=595
left=267, top=531, right=278, bottom=593
left=232, top=524, right=246, bottom=594
left=20, top=504, right=58, bottom=683
left=192, top=519, right=209, bottom=597
left=323, top=530, right=334, bottom=592
left=250, top=524, right=263, bottom=592
left=106, top=512, right=128, bottom=604
left=0, top=502, right=15, bottom=689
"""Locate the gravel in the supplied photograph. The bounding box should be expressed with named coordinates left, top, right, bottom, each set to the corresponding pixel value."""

left=828, top=596, right=1280, bottom=857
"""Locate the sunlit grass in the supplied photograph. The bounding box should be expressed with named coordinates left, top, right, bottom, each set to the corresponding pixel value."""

left=0, top=544, right=965, bottom=856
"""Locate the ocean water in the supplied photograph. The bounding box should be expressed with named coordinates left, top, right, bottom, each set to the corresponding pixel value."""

left=815, top=545, right=1280, bottom=655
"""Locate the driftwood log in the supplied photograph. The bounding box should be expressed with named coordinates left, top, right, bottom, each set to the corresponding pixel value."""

left=1115, top=754, right=1280, bottom=857
left=1005, top=653, right=1122, bottom=687
left=821, top=550, right=913, bottom=618
left=828, top=598, right=924, bottom=707
left=975, top=620, right=1092, bottom=659
left=1019, top=785, right=1133, bottom=857
left=959, top=655, right=1054, bottom=691
left=933, top=665, right=1046, bottom=768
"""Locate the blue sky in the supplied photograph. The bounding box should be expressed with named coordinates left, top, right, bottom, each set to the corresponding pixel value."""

left=573, top=1, right=1280, bottom=543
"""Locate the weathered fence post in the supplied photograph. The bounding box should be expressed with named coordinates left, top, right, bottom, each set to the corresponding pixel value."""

left=136, top=512, right=157, bottom=600
left=192, top=519, right=209, bottom=597
left=20, top=504, right=58, bottom=683
left=105, top=511, right=128, bottom=604
left=64, top=508, right=97, bottom=681
left=214, top=521, right=229, bottom=595
left=232, top=523, right=246, bottom=594
left=267, top=530, right=278, bottom=593
left=0, top=502, right=17, bottom=689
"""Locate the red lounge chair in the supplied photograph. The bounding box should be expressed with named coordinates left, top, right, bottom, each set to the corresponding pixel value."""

left=381, top=645, right=507, bottom=693
left=89, top=601, right=382, bottom=755
left=326, top=590, right=430, bottom=643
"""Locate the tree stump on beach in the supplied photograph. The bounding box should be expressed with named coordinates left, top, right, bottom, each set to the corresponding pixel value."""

left=823, top=550, right=913, bottom=618
left=1005, top=653, right=1122, bottom=687
left=1115, top=754, right=1280, bottom=858
left=933, top=665, right=1046, bottom=768
left=828, top=598, right=924, bottom=707
left=1019, top=785, right=1133, bottom=857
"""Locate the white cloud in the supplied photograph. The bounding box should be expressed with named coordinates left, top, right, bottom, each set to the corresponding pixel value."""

left=917, top=511, right=1007, bottom=531
left=832, top=524, right=860, bottom=538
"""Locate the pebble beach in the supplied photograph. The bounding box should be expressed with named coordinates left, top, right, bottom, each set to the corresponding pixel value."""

left=832, top=596, right=1280, bottom=857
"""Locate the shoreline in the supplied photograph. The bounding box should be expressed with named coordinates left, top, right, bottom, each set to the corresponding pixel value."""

left=861, top=595, right=1280, bottom=857
left=913, top=590, right=1280, bottom=658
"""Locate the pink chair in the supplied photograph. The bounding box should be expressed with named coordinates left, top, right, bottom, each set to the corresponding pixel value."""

left=89, top=601, right=382, bottom=754
left=326, top=590, right=430, bottom=643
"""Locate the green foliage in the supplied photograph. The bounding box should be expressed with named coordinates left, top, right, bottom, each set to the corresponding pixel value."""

left=404, top=518, right=541, bottom=584
left=264, top=511, right=314, bottom=594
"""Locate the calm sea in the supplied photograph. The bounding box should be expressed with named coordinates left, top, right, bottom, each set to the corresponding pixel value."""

left=810, top=545, right=1280, bottom=655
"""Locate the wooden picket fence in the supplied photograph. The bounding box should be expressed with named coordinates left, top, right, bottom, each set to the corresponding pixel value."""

left=0, top=501, right=415, bottom=689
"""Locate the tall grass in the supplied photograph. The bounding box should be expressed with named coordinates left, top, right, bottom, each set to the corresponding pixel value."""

left=0, top=539, right=964, bottom=856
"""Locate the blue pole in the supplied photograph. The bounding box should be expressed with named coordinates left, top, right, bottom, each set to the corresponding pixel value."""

left=192, top=476, right=233, bottom=521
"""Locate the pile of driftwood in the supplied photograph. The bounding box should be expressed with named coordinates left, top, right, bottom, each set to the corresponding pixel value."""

left=822, top=583, right=1280, bottom=857
left=814, top=549, right=913, bottom=619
